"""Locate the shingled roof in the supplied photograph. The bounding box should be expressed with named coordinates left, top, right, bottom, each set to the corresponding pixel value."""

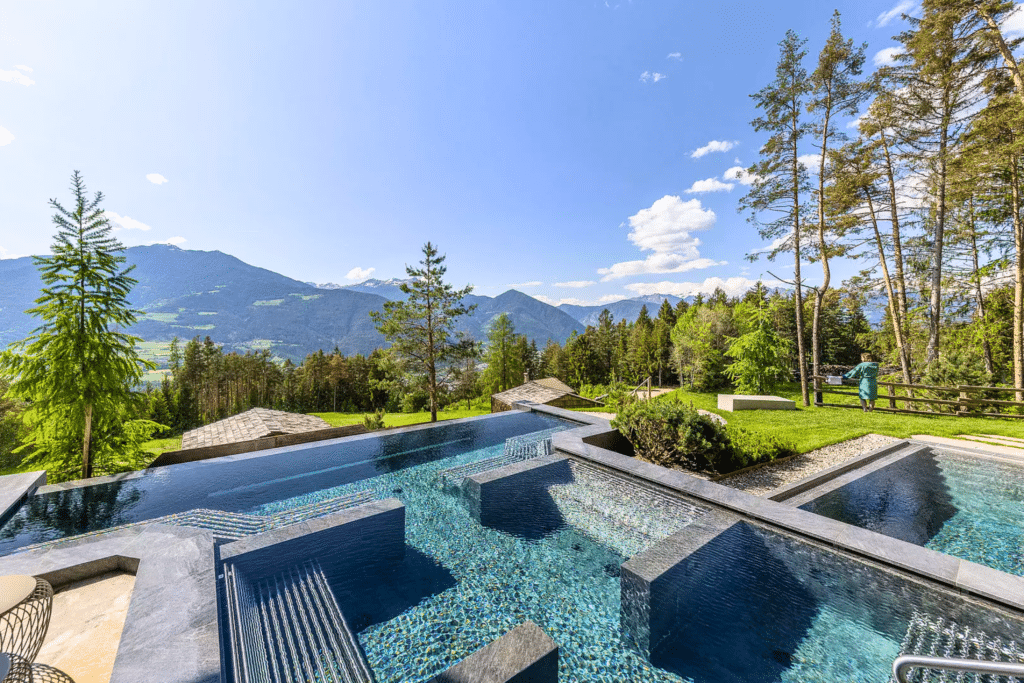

left=180, top=408, right=332, bottom=450
left=491, top=378, right=602, bottom=411
left=531, top=377, right=575, bottom=394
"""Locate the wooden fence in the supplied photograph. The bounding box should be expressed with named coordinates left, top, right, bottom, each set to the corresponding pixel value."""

left=812, top=375, right=1024, bottom=419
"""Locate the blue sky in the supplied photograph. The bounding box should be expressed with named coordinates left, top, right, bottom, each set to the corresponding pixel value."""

left=2, top=1, right=1022, bottom=306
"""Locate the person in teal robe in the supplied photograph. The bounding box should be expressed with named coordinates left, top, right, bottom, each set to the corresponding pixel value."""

left=844, top=352, right=879, bottom=412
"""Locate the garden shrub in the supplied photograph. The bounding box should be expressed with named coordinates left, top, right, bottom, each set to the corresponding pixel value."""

left=612, top=398, right=793, bottom=474
left=363, top=409, right=386, bottom=430
left=612, top=399, right=735, bottom=473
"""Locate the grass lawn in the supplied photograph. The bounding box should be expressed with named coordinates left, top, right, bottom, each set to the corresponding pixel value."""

left=635, top=383, right=1024, bottom=454
left=143, top=436, right=182, bottom=455
left=312, top=405, right=491, bottom=430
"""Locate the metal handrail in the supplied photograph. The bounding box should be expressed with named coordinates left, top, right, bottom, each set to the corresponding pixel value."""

left=893, top=654, right=1024, bottom=682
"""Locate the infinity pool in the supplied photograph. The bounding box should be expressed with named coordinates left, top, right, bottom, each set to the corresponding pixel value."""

left=5, top=412, right=1023, bottom=682
left=798, top=448, right=1024, bottom=576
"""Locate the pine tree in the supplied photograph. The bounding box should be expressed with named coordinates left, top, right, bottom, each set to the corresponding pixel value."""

left=482, top=313, right=520, bottom=393
left=0, top=171, right=156, bottom=480
left=741, top=30, right=813, bottom=405
left=807, top=11, right=868, bottom=382
left=369, top=242, right=475, bottom=422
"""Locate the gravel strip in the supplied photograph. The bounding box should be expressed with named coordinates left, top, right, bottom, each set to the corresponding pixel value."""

left=716, top=433, right=902, bottom=496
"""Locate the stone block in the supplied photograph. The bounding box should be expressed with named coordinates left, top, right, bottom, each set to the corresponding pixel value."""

left=429, top=621, right=558, bottom=683
left=219, top=498, right=405, bottom=582
left=716, top=394, right=795, bottom=411
left=462, top=455, right=573, bottom=539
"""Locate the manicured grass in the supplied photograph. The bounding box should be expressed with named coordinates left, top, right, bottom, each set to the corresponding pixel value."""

left=653, top=383, right=1024, bottom=454
left=312, top=405, right=491, bottom=429
left=143, top=436, right=182, bottom=455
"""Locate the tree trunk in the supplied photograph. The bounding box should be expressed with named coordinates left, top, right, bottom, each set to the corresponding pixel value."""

left=82, top=403, right=93, bottom=480
left=926, top=119, right=950, bottom=364
left=792, top=105, right=810, bottom=407
left=812, top=108, right=833, bottom=386
left=865, top=190, right=913, bottom=385
left=879, top=128, right=911, bottom=368
left=966, top=199, right=994, bottom=376
left=1012, top=158, right=1024, bottom=401
left=976, top=6, right=1024, bottom=110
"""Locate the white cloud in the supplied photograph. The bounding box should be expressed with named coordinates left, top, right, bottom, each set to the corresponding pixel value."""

left=667, top=52, right=682, bottom=61
left=600, top=255, right=725, bottom=281
left=798, top=153, right=823, bottom=172
left=554, top=280, right=596, bottom=288
left=345, top=266, right=375, bottom=281
left=14, top=65, right=32, bottom=73
left=146, top=173, right=169, bottom=185
left=599, top=195, right=724, bottom=281
left=0, top=126, right=13, bottom=146
left=691, top=140, right=738, bottom=159
left=723, top=166, right=757, bottom=186
left=0, top=68, right=34, bottom=86
left=639, top=71, right=666, bottom=83
left=625, top=277, right=777, bottom=298
left=873, top=47, right=902, bottom=67
left=105, top=211, right=152, bottom=232
left=1003, top=5, right=1024, bottom=36
left=0, top=245, right=27, bottom=259
left=876, top=1, right=915, bottom=27
left=749, top=232, right=792, bottom=256
left=507, top=281, right=542, bottom=288
left=685, top=178, right=734, bottom=194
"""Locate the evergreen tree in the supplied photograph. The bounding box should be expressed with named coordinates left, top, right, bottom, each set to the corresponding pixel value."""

left=807, top=11, right=868, bottom=382
left=0, top=171, right=157, bottom=480
left=369, top=242, right=475, bottom=422
left=482, top=313, right=521, bottom=392
left=741, top=30, right=813, bottom=405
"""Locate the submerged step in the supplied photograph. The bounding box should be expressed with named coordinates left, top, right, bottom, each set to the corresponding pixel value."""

left=220, top=499, right=405, bottom=683
left=225, top=560, right=375, bottom=683
left=898, top=612, right=1024, bottom=683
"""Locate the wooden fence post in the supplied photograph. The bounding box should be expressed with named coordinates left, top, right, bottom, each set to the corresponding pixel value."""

left=887, top=384, right=895, bottom=410
left=814, top=376, right=823, bottom=406
left=958, top=385, right=969, bottom=416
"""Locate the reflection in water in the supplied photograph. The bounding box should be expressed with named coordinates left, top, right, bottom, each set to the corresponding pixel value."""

left=800, top=451, right=957, bottom=546
left=0, top=480, right=143, bottom=542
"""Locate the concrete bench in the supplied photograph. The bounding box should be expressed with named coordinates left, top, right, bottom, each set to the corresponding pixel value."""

left=717, top=395, right=795, bottom=411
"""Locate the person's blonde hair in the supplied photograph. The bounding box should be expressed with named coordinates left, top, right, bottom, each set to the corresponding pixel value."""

left=861, top=352, right=874, bottom=363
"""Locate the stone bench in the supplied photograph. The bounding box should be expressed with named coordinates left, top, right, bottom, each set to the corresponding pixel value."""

left=716, top=395, right=795, bottom=411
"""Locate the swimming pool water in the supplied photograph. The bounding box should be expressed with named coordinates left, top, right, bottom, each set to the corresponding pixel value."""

left=259, top=438, right=1024, bottom=683
left=0, top=411, right=568, bottom=554
left=800, top=449, right=1024, bottom=576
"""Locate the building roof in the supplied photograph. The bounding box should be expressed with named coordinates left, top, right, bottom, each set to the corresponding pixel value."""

left=491, top=378, right=600, bottom=407
left=180, top=408, right=332, bottom=450
left=531, top=377, right=575, bottom=394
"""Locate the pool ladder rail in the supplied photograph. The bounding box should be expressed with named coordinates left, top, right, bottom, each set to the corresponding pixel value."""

left=223, top=559, right=375, bottom=683
left=893, top=655, right=1024, bottom=682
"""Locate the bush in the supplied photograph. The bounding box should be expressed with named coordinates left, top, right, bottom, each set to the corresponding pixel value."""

left=363, top=409, right=386, bottom=430
left=612, top=398, right=794, bottom=474
left=726, top=427, right=796, bottom=469
left=612, top=399, right=735, bottom=473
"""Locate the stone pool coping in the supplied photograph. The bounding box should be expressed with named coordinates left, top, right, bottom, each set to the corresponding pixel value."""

left=0, top=470, right=46, bottom=525
left=525, top=402, right=1024, bottom=615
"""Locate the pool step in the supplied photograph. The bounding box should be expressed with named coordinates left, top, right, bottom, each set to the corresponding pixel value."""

left=549, top=462, right=705, bottom=557
left=436, top=428, right=562, bottom=489
left=225, top=559, right=375, bottom=683
left=896, top=612, right=1024, bottom=682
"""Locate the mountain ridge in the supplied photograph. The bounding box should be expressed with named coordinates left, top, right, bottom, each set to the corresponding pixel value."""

left=0, top=245, right=689, bottom=363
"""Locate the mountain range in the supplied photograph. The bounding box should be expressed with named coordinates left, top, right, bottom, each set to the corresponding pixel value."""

left=0, top=245, right=684, bottom=364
